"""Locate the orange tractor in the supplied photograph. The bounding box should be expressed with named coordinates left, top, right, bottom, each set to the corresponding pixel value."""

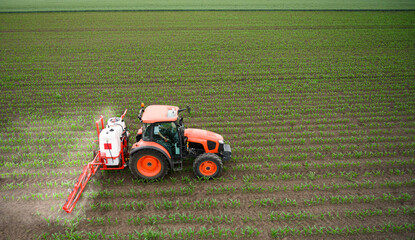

left=62, top=104, right=231, bottom=213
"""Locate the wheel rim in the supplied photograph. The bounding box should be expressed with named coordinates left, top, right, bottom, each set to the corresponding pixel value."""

left=199, top=161, right=217, bottom=176
left=137, top=155, right=162, bottom=177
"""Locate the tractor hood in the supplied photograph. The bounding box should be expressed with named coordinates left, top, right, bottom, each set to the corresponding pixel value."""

left=184, top=128, right=224, bottom=142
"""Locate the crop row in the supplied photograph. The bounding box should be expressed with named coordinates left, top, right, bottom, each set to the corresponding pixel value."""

left=270, top=206, right=415, bottom=222
left=3, top=172, right=412, bottom=194
left=0, top=169, right=83, bottom=179
left=4, top=191, right=412, bottom=210
left=1, top=158, right=413, bottom=180
left=91, top=193, right=413, bottom=211
left=39, top=206, right=415, bottom=230
left=279, top=142, right=415, bottom=153
left=36, top=222, right=414, bottom=239
left=39, top=225, right=263, bottom=239
left=0, top=128, right=94, bottom=139
left=228, top=128, right=415, bottom=141
left=0, top=142, right=94, bottom=153
left=3, top=192, right=66, bottom=201
left=238, top=168, right=413, bottom=181
left=0, top=136, right=89, bottom=145
left=1, top=179, right=77, bottom=190
left=236, top=136, right=415, bottom=149
left=6, top=101, right=412, bottom=129
left=271, top=222, right=414, bottom=238
left=207, top=179, right=415, bottom=194
left=232, top=158, right=415, bottom=171
left=233, top=148, right=412, bottom=157
left=226, top=128, right=410, bottom=138
left=193, top=119, right=415, bottom=131
left=3, top=167, right=412, bottom=191
left=195, top=114, right=412, bottom=126
left=1, top=157, right=90, bottom=169
left=232, top=137, right=415, bottom=153
left=124, top=206, right=415, bottom=226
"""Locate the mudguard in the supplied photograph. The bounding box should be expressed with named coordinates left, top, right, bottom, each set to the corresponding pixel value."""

left=130, top=141, right=173, bottom=168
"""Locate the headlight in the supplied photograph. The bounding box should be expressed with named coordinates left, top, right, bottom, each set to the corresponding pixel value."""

left=218, top=140, right=224, bottom=144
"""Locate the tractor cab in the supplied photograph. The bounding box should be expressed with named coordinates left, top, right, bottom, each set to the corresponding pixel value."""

left=130, top=104, right=231, bottom=180
left=141, top=121, right=182, bottom=157
left=134, top=105, right=185, bottom=158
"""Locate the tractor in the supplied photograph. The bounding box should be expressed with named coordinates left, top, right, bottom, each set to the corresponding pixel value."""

left=62, top=104, right=231, bottom=213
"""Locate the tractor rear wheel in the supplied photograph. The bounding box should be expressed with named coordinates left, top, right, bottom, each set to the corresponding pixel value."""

left=129, top=150, right=168, bottom=180
left=193, top=153, right=223, bottom=178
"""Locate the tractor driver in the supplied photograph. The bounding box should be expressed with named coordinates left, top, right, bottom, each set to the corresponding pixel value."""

left=157, top=122, right=176, bottom=142
left=155, top=122, right=178, bottom=156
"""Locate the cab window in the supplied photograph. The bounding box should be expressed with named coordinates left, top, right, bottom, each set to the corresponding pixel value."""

left=142, top=123, right=151, bottom=141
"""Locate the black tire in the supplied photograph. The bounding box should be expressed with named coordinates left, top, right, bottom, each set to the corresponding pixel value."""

left=129, top=150, right=169, bottom=180
left=193, top=153, right=223, bottom=178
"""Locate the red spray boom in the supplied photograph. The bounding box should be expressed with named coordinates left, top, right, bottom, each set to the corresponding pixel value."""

left=62, top=109, right=128, bottom=213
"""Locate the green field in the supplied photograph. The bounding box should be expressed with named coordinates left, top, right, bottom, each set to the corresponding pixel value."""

left=1, top=0, right=415, bottom=12
left=1, top=11, right=415, bottom=239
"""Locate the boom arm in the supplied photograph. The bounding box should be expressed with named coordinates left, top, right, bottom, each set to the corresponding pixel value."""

left=62, top=153, right=102, bottom=213
left=62, top=109, right=128, bottom=213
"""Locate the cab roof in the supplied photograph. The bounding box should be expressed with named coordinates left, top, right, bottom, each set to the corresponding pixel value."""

left=141, top=105, right=179, bottom=123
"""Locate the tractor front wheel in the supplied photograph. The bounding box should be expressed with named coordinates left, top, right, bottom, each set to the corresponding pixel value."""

left=193, top=153, right=223, bottom=178
left=129, top=150, right=168, bottom=180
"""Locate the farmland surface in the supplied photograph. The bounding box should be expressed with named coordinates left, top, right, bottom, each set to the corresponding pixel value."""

left=1, top=11, right=415, bottom=239
left=1, top=0, right=415, bottom=12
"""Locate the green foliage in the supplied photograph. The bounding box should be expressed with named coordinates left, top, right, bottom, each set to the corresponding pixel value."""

left=1, top=11, right=414, bottom=240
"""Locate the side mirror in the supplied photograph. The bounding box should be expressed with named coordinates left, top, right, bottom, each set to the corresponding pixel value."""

left=179, top=105, right=191, bottom=114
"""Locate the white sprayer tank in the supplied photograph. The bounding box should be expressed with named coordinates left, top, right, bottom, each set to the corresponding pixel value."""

left=99, top=117, right=126, bottom=166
